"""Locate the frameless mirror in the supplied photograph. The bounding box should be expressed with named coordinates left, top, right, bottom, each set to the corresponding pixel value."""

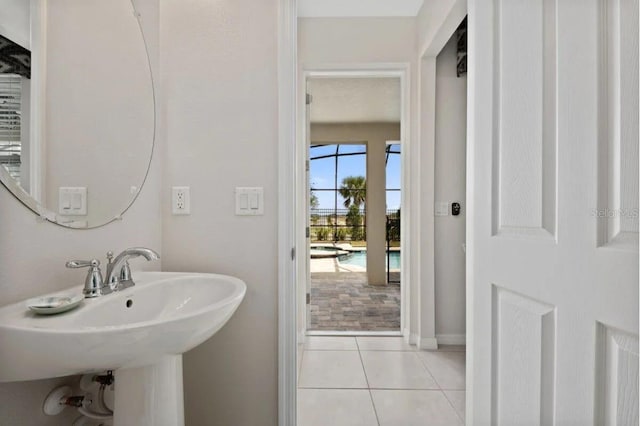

left=0, top=0, right=155, bottom=228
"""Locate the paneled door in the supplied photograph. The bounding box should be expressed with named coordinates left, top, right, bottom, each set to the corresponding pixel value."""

left=468, top=0, right=638, bottom=424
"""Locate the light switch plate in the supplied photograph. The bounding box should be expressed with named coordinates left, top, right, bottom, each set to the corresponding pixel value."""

left=235, top=187, right=264, bottom=215
left=435, top=201, right=449, bottom=216
left=59, top=187, right=87, bottom=216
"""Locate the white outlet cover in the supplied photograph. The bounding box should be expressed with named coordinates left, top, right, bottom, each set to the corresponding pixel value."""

left=172, top=186, right=191, bottom=215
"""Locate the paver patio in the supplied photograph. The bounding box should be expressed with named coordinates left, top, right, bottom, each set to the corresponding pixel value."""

left=309, top=266, right=401, bottom=331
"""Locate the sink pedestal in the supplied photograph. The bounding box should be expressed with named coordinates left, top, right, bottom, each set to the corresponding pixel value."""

left=113, top=355, right=184, bottom=426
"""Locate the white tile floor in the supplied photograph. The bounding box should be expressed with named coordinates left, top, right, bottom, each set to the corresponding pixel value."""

left=298, top=336, right=465, bottom=426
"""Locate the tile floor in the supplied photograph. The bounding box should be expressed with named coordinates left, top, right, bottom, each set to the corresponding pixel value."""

left=298, top=336, right=465, bottom=426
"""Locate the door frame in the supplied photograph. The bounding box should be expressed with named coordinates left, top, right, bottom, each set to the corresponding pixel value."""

left=276, top=1, right=297, bottom=425
left=300, top=67, right=410, bottom=338
left=415, top=0, right=469, bottom=419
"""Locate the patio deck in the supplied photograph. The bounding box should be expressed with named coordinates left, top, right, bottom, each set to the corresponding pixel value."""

left=309, top=267, right=401, bottom=332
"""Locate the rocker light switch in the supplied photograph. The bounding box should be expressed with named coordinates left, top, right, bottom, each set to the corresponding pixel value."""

left=239, top=193, right=249, bottom=209
left=235, top=187, right=264, bottom=216
left=435, top=201, right=449, bottom=216
left=249, top=193, right=259, bottom=210
left=72, top=193, right=82, bottom=209
left=59, top=187, right=87, bottom=216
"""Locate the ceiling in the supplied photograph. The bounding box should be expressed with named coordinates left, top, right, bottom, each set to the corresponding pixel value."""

left=308, top=77, right=401, bottom=123
left=298, top=0, right=424, bottom=17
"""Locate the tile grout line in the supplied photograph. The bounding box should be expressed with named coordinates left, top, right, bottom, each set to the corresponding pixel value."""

left=414, top=348, right=464, bottom=422
left=441, top=389, right=465, bottom=424
left=356, top=337, right=382, bottom=426
left=415, top=351, right=443, bottom=391
left=417, top=349, right=467, bottom=423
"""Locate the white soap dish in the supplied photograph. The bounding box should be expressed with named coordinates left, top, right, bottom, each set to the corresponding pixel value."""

left=27, top=294, right=84, bottom=315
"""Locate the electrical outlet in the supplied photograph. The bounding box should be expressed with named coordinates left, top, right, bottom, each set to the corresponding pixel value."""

left=172, top=186, right=190, bottom=215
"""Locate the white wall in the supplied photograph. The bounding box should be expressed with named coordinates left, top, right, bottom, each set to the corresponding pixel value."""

left=416, top=0, right=466, bottom=56
left=414, top=0, right=467, bottom=349
left=434, top=34, right=466, bottom=340
left=0, top=1, right=161, bottom=423
left=45, top=0, right=154, bottom=226
left=159, top=0, right=279, bottom=424
left=299, top=17, right=417, bottom=64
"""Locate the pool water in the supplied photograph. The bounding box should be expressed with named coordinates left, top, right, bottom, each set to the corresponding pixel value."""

left=339, top=251, right=401, bottom=270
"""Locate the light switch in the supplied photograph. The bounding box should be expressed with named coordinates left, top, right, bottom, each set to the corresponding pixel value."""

left=249, top=193, right=259, bottom=210
left=72, top=193, right=82, bottom=209
left=239, top=193, right=249, bottom=209
left=435, top=201, right=449, bottom=216
left=59, top=187, right=87, bottom=216
left=235, top=187, right=264, bottom=216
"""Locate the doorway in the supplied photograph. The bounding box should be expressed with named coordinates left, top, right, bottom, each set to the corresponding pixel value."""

left=279, top=2, right=470, bottom=425
left=296, top=26, right=468, bottom=426
left=301, top=74, right=407, bottom=335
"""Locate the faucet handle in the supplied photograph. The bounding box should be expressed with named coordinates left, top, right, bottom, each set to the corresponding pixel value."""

left=66, top=259, right=107, bottom=298
left=66, top=259, right=100, bottom=269
left=106, top=252, right=114, bottom=265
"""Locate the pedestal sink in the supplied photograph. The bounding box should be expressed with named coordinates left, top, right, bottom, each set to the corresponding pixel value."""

left=0, top=271, right=246, bottom=425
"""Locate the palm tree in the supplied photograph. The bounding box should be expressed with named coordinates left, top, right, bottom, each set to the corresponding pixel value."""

left=309, top=191, right=319, bottom=210
left=339, top=176, right=366, bottom=209
left=309, top=190, right=320, bottom=225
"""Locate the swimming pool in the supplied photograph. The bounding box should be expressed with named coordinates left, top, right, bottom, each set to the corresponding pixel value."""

left=338, top=251, right=401, bottom=270
left=310, top=245, right=349, bottom=258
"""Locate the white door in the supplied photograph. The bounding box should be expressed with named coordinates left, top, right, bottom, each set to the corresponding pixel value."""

left=469, top=0, right=639, bottom=424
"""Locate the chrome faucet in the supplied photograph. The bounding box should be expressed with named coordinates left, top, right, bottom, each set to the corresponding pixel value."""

left=66, top=259, right=110, bottom=298
left=105, top=247, right=160, bottom=292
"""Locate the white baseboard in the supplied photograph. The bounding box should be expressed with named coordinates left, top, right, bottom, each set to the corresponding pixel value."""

left=436, top=334, right=466, bottom=345
left=403, top=328, right=411, bottom=344
left=407, top=333, right=439, bottom=350
left=408, top=332, right=418, bottom=345
left=418, top=337, right=438, bottom=350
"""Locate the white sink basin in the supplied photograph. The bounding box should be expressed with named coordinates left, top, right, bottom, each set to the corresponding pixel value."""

left=0, top=271, right=246, bottom=383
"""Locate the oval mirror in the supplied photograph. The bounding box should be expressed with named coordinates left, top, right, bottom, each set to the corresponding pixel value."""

left=0, top=0, right=155, bottom=228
